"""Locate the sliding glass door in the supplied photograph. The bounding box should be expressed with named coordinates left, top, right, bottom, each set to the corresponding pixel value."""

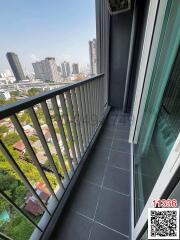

left=134, top=49, right=180, bottom=223
left=132, top=0, right=180, bottom=238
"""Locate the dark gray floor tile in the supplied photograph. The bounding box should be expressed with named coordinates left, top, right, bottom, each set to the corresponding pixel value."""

left=98, top=137, right=113, bottom=149
left=82, top=158, right=106, bottom=185
left=112, top=139, right=130, bottom=153
left=90, top=222, right=128, bottom=240
left=114, top=129, right=129, bottom=140
left=95, top=189, right=130, bottom=236
left=69, top=180, right=100, bottom=218
left=101, top=128, right=115, bottom=138
left=109, top=150, right=130, bottom=170
left=105, top=122, right=117, bottom=128
left=52, top=210, right=92, bottom=240
left=117, top=115, right=130, bottom=125
left=91, top=146, right=110, bottom=163
left=103, top=166, right=130, bottom=195
left=105, top=115, right=118, bottom=126
left=116, top=124, right=130, bottom=132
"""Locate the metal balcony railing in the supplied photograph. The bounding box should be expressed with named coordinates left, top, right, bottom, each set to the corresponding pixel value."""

left=0, top=74, right=109, bottom=240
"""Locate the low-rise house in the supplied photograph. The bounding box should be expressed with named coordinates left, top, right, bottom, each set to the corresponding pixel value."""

left=24, top=182, right=50, bottom=216
left=40, top=125, right=52, bottom=143
left=23, top=125, right=36, bottom=136
left=13, top=140, right=25, bottom=155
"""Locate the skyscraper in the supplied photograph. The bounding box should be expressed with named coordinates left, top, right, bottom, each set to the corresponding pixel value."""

left=72, top=63, right=79, bottom=74
left=32, top=57, right=60, bottom=82
left=61, top=61, right=71, bottom=77
left=89, top=39, right=97, bottom=75
left=6, top=52, right=26, bottom=82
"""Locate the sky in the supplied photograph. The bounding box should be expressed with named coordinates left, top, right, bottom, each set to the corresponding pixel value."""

left=0, top=0, right=96, bottom=73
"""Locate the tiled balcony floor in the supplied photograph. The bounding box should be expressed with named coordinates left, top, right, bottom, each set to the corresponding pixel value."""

left=51, top=109, right=131, bottom=240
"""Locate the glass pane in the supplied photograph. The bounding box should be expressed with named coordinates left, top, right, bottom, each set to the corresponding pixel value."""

left=134, top=0, right=180, bottom=225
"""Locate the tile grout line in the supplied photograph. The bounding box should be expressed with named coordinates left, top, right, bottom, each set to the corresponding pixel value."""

left=70, top=209, right=93, bottom=222
left=110, top=149, right=131, bottom=155
left=83, top=179, right=130, bottom=197
left=94, top=221, right=129, bottom=239
left=87, top=110, right=122, bottom=240
left=102, top=186, right=130, bottom=197
left=110, top=148, right=131, bottom=154
left=108, top=165, right=130, bottom=173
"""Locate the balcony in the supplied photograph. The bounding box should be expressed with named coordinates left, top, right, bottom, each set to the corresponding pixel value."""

left=0, top=74, right=131, bottom=240
left=51, top=109, right=131, bottom=240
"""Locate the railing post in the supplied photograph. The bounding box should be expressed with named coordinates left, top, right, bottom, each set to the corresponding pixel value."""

left=70, top=89, right=84, bottom=155
left=41, top=101, right=69, bottom=184
left=51, top=97, right=74, bottom=173
left=75, top=87, right=88, bottom=149
left=59, top=94, right=78, bottom=166
left=65, top=91, right=81, bottom=161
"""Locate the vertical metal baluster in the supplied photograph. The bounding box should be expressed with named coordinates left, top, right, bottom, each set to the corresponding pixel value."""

left=59, top=94, right=78, bottom=166
left=86, top=82, right=93, bottom=139
left=51, top=97, right=74, bottom=173
left=79, top=85, right=89, bottom=145
left=86, top=81, right=92, bottom=138
left=99, top=77, right=103, bottom=118
left=101, top=76, right=105, bottom=116
left=70, top=89, right=84, bottom=154
left=0, top=190, right=43, bottom=232
left=96, top=78, right=99, bottom=124
left=97, top=78, right=101, bottom=123
left=89, top=80, right=95, bottom=136
left=92, top=80, right=97, bottom=132
left=83, top=83, right=91, bottom=141
left=94, top=79, right=98, bottom=129
left=75, top=87, right=88, bottom=149
left=10, top=114, right=62, bottom=194
left=0, top=140, right=51, bottom=215
left=91, top=80, right=96, bottom=132
left=41, top=101, right=69, bottom=183
left=65, top=91, right=81, bottom=161
left=27, top=107, right=65, bottom=197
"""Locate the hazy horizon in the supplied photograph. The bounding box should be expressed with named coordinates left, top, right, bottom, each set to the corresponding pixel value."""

left=0, top=0, right=96, bottom=74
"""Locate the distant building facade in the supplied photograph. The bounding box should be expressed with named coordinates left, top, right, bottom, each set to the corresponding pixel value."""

left=57, top=65, right=61, bottom=73
left=61, top=61, right=71, bottom=77
left=32, top=57, right=60, bottom=82
left=0, top=91, right=11, bottom=100
left=6, top=52, right=26, bottom=82
left=89, top=39, right=97, bottom=75
left=72, top=63, right=79, bottom=74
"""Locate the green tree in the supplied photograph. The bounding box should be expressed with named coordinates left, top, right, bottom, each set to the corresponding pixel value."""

left=28, top=135, right=38, bottom=143
left=2, top=133, right=20, bottom=146
left=35, top=108, right=45, bottom=124
left=0, top=214, right=34, bottom=240
left=0, top=125, right=8, bottom=138
left=0, top=199, right=9, bottom=213
left=18, top=112, right=31, bottom=125
left=27, top=88, right=40, bottom=96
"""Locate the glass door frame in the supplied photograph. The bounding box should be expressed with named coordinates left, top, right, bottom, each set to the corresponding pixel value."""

left=133, top=133, right=180, bottom=239
left=129, top=0, right=180, bottom=238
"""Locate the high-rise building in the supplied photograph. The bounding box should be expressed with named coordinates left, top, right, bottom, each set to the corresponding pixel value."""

left=72, top=63, right=79, bottom=74
left=32, top=57, right=60, bottom=82
left=61, top=61, right=71, bottom=77
left=57, top=66, right=61, bottom=73
left=6, top=52, right=26, bottom=82
left=89, top=39, right=97, bottom=75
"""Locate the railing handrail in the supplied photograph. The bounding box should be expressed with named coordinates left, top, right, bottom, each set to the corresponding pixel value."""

left=0, top=74, right=104, bottom=120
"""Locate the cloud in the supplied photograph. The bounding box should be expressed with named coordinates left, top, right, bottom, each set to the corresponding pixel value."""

left=30, top=54, right=39, bottom=62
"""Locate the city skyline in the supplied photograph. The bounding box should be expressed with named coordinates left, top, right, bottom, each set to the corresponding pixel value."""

left=0, top=0, right=96, bottom=73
